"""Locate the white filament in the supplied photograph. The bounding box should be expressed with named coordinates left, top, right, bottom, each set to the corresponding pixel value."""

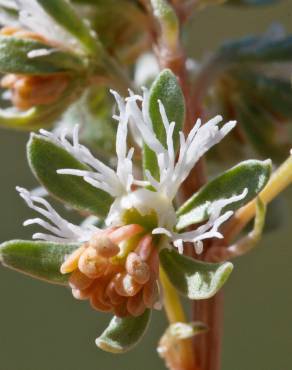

left=8, top=0, right=79, bottom=47
left=126, top=88, right=236, bottom=200
left=17, top=187, right=98, bottom=243
left=39, top=116, right=134, bottom=198
left=153, top=189, right=248, bottom=254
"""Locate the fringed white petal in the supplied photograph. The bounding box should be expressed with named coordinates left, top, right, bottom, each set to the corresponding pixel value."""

left=39, top=123, right=131, bottom=197
left=15, top=0, right=78, bottom=47
left=0, top=0, right=19, bottom=27
left=125, top=87, right=237, bottom=200
left=154, top=189, right=248, bottom=254
left=17, top=187, right=98, bottom=243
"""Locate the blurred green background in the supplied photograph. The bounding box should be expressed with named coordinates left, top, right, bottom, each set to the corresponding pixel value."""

left=1, top=2, right=292, bottom=369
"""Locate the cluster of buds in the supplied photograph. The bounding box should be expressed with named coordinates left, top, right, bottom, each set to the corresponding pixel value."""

left=60, top=224, right=160, bottom=318
left=0, top=26, right=69, bottom=110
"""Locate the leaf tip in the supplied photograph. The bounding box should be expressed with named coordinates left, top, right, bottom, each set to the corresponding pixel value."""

left=216, top=261, right=234, bottom=287
left=95, top=337, right=124, bottom=354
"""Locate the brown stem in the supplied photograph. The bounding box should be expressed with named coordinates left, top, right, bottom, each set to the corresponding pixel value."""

left=159, top=47, right=226, bottom=370
left=151, top=4, right=229, bottom=369
left=192, top=291, right=224, bottom=370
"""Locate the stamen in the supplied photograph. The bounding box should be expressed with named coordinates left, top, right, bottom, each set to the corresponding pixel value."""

left=90, top=279, right=112, bottom=312
left=89, top=233, right=120, bottom=258
left=135, top=234, right=153, bottom=261
left=113, top=273, right=142, bottom=297
left=125, top=252, right=150, bottom=284
left=78, top=247, right=109, bottom=279
left=127, top=291, right=146, bottom=317
left=60, top=245, right=86, bottom=274
left=72, top=286, right=93, bottom=301
left=106, top=280, right=126, bottom=305
left=109, top=224, right=144, bottom=244
left=69, top=270, right=94, bottom=291
left=143, top=277, right=159, bottom=308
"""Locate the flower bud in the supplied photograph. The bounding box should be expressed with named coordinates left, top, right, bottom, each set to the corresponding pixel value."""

left=1, top=73, right=69, bottom=110
left=90, top=279, right=112, bottom=312
left=143, top=277, right=159, bottom=308
left=127, top=291, right=146, bottom=317
left=78, top=246, right=109, bottom=279
left=60, top=245, right=86, bottom=274
left=72, top=287, right=92, bottom=301
left=114, top=273, right=142, bottom=297
left=106, top=280, right=126, bottom=305
left=126, top=252, right=150, bottom=284
left=135, top=234, right=153, bottom=261
left=89, top=234, right=120, bottom=258
left=69, top=269, right=93, bottom=290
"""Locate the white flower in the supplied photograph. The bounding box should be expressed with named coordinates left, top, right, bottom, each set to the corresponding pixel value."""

left=19, top=88, right=247, bottom=254
left=1, top=0, right=82, bottom=49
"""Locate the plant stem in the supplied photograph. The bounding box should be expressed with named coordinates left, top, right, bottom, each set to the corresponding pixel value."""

left=151, top=3, right=230, bottom=369
left=160, top=267, right=196, bottom=370
left=220, top=153, right=292, bottom=246
left=192, top=291, right=224, bottom=370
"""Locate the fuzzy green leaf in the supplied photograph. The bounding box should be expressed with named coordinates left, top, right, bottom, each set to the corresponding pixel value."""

left=96, top=310, right=151, bottom=353
left=176, top=159, right=271, bottom=230
left=0, top=36, right=85, bottom=74
left=220, top=35, right=292, bottom=63
left=28, top=134, right=113, bottom=217
left=234, top=95, right=289, bottom=162
left=0, top=240, right=79, bottom=285
left=231, top=70, right=292, bottom=120
left=143, top=69, right=185, bottom=180
left=36, top=0, right=98, bottom=53
left=160, top=249, right=233, bottom=299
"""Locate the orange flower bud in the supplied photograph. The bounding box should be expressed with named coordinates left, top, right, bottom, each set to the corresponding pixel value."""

left=89, top=234, right=120, bottom=258
left=126, top=252, right=150, bottom=284
left=78, top=246, right=109, bottom=279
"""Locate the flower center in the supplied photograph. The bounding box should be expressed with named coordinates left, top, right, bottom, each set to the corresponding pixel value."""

left=106, top=188, right=177, bottom=231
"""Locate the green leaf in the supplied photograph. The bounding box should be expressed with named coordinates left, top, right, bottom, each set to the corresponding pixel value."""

left=219, top=35, right=292, bottom=63
left=0, top=36, right=85, bottom=74
left=150, top=0, right=178, bottom=50
left=0, top=240, right=79, bottom=285
left=76, top=0, right=149, bottom=64
left=36, top=0, right=98, bottom=53
left=96, top=310, right=151, bottom=353
left=234, top=95, right=289, bottom=162
left=176, top=160, right=271, bottom=230
left=143, top=69, right=185, bottom=180
left=27, top=134, right=113, bottom=217
left=231, top=70, right=292, bottom=120
left=159, top=249, right=233, bottom=299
